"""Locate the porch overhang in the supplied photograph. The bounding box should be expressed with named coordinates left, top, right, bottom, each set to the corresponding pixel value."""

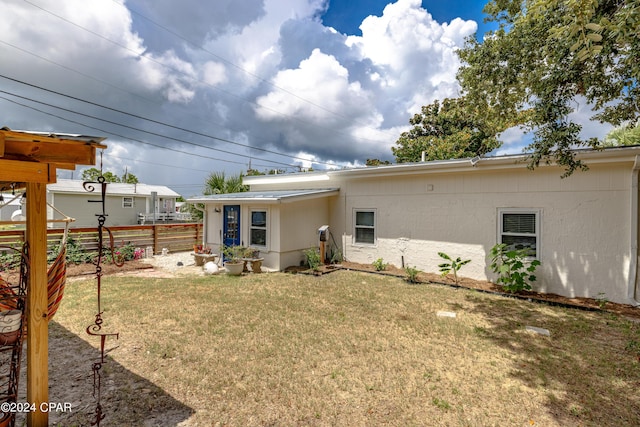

left=187, top=188, right=340, bottom=204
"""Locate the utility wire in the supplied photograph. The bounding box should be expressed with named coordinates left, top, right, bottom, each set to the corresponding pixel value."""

left=0, top=93, right=297, bottom=168
left=0, top=38, right=296, bottom=153
left=0, top=76, right=316, bottom=167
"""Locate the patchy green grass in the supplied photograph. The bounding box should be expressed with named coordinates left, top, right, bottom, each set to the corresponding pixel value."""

left=50, top=271, right=640, bottom=426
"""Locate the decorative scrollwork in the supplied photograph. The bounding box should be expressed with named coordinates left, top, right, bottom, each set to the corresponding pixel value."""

left=84, top=174, right=120, bottom=427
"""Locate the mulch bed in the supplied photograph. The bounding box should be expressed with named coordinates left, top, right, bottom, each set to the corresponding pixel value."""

left=287, top=261, right=640, bottom=321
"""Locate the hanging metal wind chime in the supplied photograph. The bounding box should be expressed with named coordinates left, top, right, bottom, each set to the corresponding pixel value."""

left=83, top=169, right=123, bottom=426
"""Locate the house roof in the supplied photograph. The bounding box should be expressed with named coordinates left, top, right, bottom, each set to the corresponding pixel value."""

left=187, top=188, right=339, bottom=204
left=48, top=179, right=181, bottom=197
left=243, top=145, right=640, bottom=186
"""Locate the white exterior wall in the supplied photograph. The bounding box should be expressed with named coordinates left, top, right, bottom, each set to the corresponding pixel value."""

left=203, top=198, right=333, bottom=271
left=277, top=198, right=333, bottom=268
left=340, top=164, right=632, bottom=303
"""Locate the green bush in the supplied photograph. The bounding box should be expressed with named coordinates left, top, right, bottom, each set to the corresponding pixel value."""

left=372, top=258, right=388, bottom=271
left=489, top=243, right=541, bottom=292
left=0, top=248, right=22, bottom=270
left=404, top=266, right=420, bottom=284
left=304, top=247, right=322, bottom=271
left=49, top=237, right=95, bottom=264
left=103, top=242, right=138, bottom=264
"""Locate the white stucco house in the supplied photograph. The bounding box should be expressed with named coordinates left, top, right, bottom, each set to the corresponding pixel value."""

left=47, top=179, right=190, bottom=227
left=187, top=146, right=640, bottom=306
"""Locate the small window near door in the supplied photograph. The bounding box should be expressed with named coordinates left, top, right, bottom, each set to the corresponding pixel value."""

left=354, top=210, right=376, bottom=245
left=250, top=210, right=267, bottom=247
left=499, top=209, right=540, bottom=257
left=123, top=197, right=134, bottom=208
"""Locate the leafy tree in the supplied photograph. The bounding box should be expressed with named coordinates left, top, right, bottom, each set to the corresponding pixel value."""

left=392, top=97, right=508, bottom=162
left=457, top=0, right=640, bottom=176
left=366, top=159, right=392, bottom=166
left=121, top=170, right=139, bottom=183
left=80, top=167, right=139, bottom=183
left=81, top=167, right=121, bottom=183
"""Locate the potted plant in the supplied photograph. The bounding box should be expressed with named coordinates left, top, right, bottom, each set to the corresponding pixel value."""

left=222, top=245, right=245, bottom=276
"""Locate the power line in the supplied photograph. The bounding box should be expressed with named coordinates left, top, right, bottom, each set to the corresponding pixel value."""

left=0, top=77, right=312, bottom=168
left=0, top=93, right=272, bottom=167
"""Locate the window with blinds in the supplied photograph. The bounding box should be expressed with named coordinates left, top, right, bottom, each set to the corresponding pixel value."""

left=499, top=210, right=539, bottom=257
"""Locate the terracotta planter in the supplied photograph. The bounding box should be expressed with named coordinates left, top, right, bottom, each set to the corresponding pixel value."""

left=224, top=262, right=244, bottom=276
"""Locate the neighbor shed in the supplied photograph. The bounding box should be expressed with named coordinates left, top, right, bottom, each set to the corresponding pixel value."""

left=0, top=127, right=106, bottom=426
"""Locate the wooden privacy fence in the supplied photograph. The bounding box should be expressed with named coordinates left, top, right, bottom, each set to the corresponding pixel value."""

left=0, top=223, right=202, bottom=255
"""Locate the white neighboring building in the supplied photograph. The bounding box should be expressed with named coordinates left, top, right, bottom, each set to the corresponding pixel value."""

left=189, top=147, right=640, bottom=306
left=47, top=179, right=191, bottom=227
left=0, top=193, right=22, bottom=221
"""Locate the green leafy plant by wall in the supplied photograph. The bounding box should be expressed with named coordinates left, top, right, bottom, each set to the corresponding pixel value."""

left=404, top=266, right=420, bottom=284
left=489, top=243, right=541, bottom=292
left=437, top=252, right=470, bottom=285
left=372, top=258, right=388, bottom=271
left=304, top=247, right=322, bottom=271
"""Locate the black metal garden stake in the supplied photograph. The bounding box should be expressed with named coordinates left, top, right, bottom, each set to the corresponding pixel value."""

left=83, top=174, right=122, bottom=426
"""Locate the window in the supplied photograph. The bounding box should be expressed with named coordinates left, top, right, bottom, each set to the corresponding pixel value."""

left=499, top=209, right=540, bottom=257
left=250, top=210, right=267, bottom=247
left=354, top=210, right=376, bottom=245
left=123, top=197, right=133, bottom=208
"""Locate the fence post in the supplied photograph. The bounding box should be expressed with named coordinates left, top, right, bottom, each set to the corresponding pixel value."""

left=152, top=224, right=158, bottom=255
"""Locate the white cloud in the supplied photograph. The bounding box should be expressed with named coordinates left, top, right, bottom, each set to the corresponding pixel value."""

left=255, top=49, right=370, bottom=122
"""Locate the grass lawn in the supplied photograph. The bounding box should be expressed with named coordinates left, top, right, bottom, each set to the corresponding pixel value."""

left=49, top=270, right=640, bottom=426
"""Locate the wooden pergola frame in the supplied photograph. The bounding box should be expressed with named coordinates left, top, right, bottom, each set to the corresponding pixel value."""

left=0, top=127, right=107, bottom=426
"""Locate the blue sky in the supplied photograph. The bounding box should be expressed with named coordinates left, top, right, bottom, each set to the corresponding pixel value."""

left=322, top=0, right=495, bottom=37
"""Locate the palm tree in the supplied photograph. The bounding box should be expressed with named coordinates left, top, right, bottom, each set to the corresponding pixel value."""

left=203, top=172, right=248, bottom=195
left=603, top=123, right=640, bottom=147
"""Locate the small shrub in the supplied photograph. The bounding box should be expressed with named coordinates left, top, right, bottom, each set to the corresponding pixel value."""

left=0, top=249, right=22, bottom=270
left=372, top=258, right=388, bottom=271
left=437, top=252, right=470, bottom=285
left=103, top=242, right=138, bottom=264
left=330, top=248, right=343, bottom=264
left=304, top=247, right=322, bottom=271
left=489, top=243, right=541, bottom=292
left=405, top=266, right=420, bottom=283
left=596, top=292, right=608, bottom=309
left=222, top=245, right=246, bottom=263
left=49, top=237, right=94, bottom=264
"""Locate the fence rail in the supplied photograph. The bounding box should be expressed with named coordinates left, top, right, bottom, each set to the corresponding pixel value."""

left=0, top=223, right=203, bottom=256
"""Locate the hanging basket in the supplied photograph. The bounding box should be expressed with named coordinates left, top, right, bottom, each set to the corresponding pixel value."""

left=0, top=411, right=12, bottom=427
left=0, top=310, right=22, bottom=346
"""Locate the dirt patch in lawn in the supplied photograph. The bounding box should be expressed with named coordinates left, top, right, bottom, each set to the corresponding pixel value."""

left=288, top=261, right=640, bottom=321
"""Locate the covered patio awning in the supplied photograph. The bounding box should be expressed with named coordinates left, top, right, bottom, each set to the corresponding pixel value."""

left=187, top=188, right=340, bottom=204
left=0, top=127, right=106, bottom=426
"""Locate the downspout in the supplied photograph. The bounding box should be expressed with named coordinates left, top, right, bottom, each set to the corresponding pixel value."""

left=628, top=156, right=640, bottom=306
